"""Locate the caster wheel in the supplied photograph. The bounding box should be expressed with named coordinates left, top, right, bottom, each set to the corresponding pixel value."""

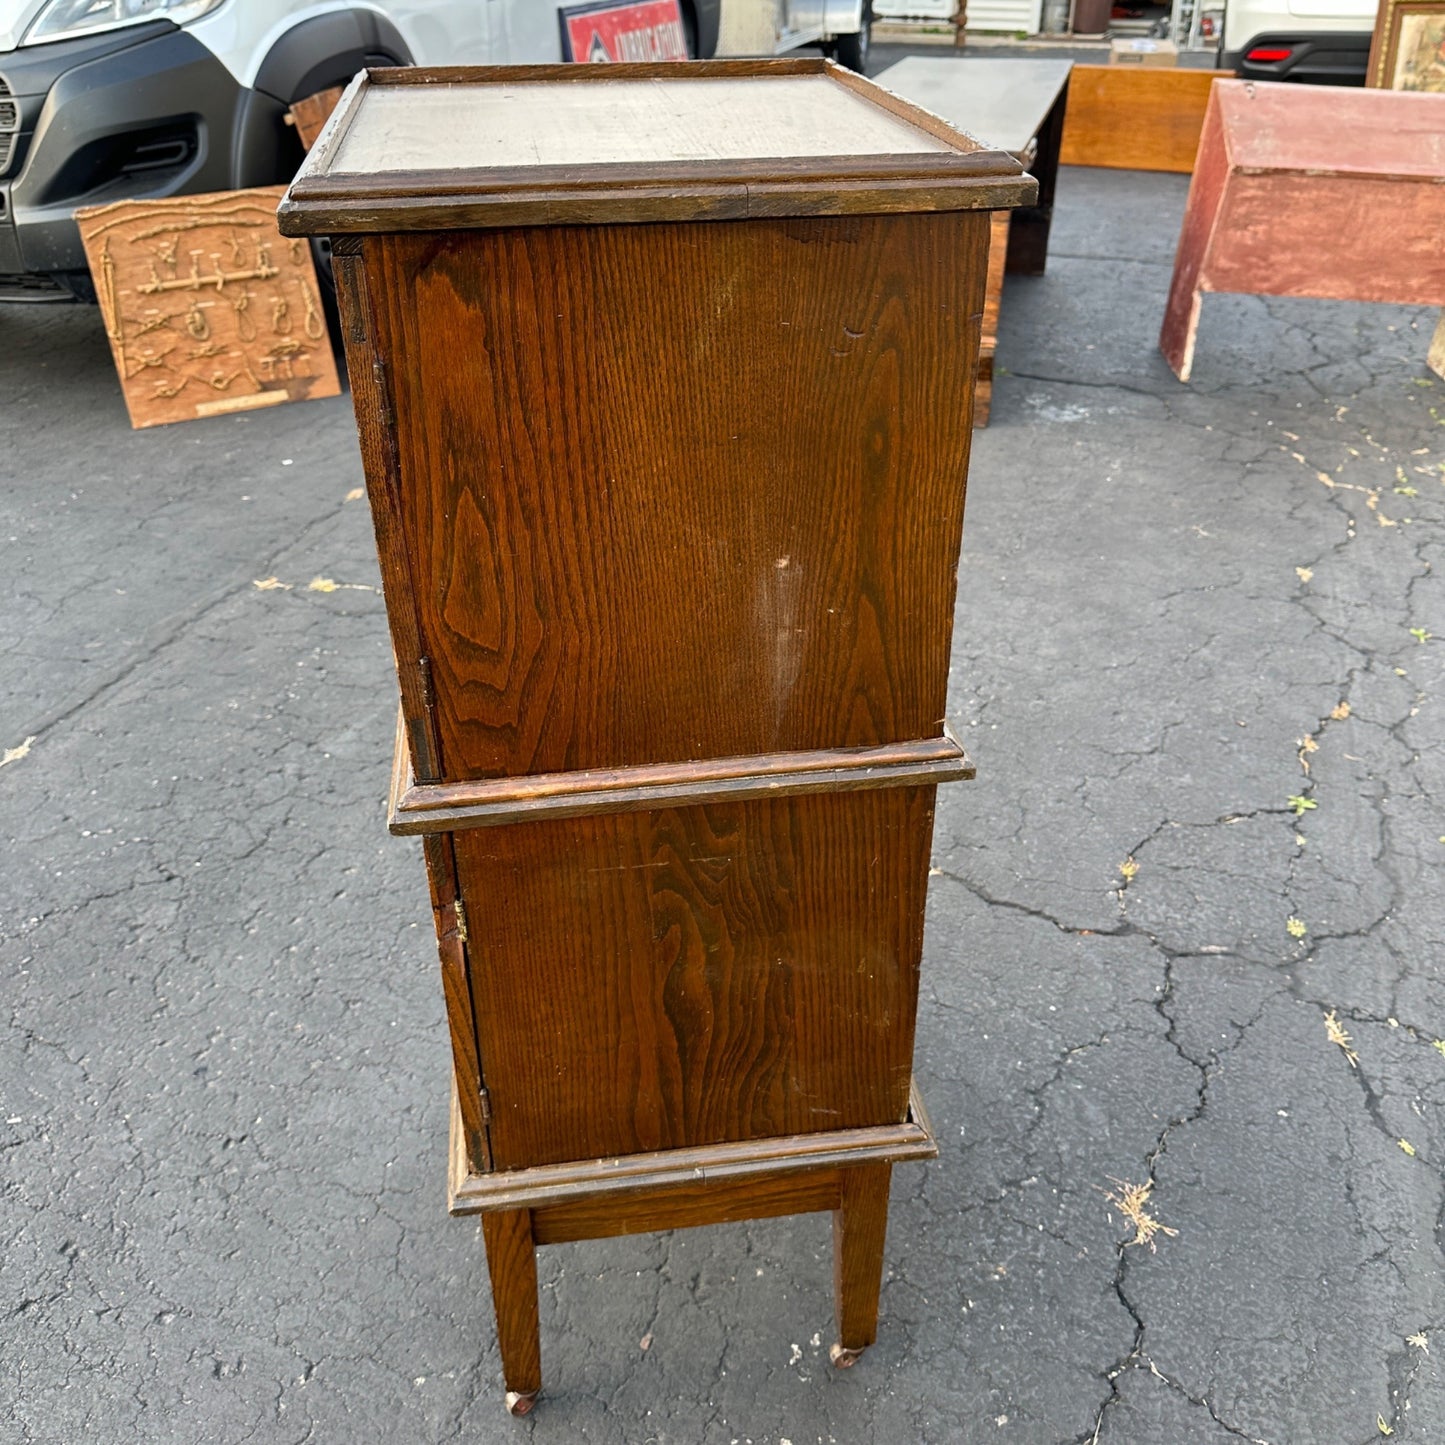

left=829, top=1343, right=865, bottom=1368
left=505, top=1389, right=538, bottom=1416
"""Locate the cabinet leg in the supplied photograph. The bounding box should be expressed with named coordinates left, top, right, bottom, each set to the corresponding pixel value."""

left=829, top=1163, right=892, bottom=1368
left=482, top=1208, right=542, bottom=1414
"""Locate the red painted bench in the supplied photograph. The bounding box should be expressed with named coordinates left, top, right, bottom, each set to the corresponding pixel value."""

left=1161, top=80, right=1445, bottom=382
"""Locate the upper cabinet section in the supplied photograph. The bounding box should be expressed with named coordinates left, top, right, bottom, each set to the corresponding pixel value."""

left=278, top=59, right=1036, bottom=234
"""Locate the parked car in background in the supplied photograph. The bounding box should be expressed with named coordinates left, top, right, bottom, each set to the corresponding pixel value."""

left=1220, top=0, right=1379, bottom=83
left=0, top=0, right=727, bottom=302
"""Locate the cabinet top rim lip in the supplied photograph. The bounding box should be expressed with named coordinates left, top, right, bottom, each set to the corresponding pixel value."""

left=278, top=60, right=1035, bottom=234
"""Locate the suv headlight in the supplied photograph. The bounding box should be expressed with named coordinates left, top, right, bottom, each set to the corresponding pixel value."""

left=24, top=0, right=226, bottom=45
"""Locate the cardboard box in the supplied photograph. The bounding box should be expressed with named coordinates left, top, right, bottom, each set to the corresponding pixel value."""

left=1110, top=38, right=1179, bottom=65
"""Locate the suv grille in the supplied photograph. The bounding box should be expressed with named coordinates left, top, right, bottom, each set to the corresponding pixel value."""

left=0, top=75, right=13, bottom=176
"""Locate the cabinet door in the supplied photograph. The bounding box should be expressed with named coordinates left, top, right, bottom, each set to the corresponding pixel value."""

left=455, top=789, right=935, bottom=1170
left=366, top=211, right=986, bottom=783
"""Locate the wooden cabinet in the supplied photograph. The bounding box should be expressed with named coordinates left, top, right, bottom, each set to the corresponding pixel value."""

left=280, top=59, right=1032, bottom=1413
left=873, top=57, right=1073, bottom=425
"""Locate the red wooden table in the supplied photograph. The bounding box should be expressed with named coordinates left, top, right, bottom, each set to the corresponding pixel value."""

left=1160, top=80, right=1445, bottom=382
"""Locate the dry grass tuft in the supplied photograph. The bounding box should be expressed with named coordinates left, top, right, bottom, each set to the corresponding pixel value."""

left=1324, top=1010, right=1360, bottom=1067
left=1104, top=1179, right=1179, bottom=1252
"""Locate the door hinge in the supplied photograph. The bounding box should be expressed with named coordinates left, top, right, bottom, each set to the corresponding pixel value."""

left=454, top=896, right=469, bottom=945
left=478, top=1085, right=492, bottom=1124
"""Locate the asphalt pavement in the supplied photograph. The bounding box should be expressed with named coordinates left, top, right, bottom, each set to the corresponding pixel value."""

left=5, top=143, right=1445, bottom=1445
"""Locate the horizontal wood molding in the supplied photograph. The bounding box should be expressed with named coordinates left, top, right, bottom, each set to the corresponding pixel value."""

left=377, top=57, right=843, bottom=85
left=281, top=174, right=1035, bottom=235
left=448, top=1081, right=938, bottom=1217
left=389, top=720, right=973, bottom=834
left=277, top=62, right=1035, bottom=236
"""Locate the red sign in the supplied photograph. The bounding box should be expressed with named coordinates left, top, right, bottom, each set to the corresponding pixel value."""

left=559, top=1, right=688, bottom=63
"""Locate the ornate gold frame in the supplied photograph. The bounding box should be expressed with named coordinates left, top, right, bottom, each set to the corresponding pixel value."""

left=1367, top=0, right=1445, bottom=90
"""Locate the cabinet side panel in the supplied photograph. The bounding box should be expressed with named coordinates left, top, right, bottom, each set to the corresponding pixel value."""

left=370, top=212, right=984, bottom=779
left=454, top=789, right=935, bottom=1169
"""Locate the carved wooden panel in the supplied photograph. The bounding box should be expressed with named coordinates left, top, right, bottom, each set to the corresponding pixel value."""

left=76, top=187, right=340, bottom=430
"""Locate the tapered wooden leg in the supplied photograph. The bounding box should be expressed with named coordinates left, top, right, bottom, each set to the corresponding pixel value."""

left=482, top=1208, right=541, bottom=1414
left=829, top=1163, right=892, bottom=1368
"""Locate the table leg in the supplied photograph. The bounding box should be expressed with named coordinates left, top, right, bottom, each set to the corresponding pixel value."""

left=482, top=1208, right=542, bottom=1414
left=1005, top=80, right=1068, bottom=278
left=1159, top=88, right=1227, bottom=382
left=976, top=210, right=1011, bottom=429
left=829, top=1162, right=892, bottom=1367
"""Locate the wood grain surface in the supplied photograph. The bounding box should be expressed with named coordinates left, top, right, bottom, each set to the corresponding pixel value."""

left=530, top=1171, right=842, bottom=1245
left=453, top=789, right=934, bottom=1170
left=833, top=1162, right=892, bottom=1352
left=1060, top=65, right=1225, bottom=173
left=423, top=830, right=489, bottom=1169
left=975, top=210, right=1012, bottom=428
left=367, top=211, right=986, bottom=781
left=481, top=1210, right=542, bottom=1401
left=333, top=255, right=443, bottom=784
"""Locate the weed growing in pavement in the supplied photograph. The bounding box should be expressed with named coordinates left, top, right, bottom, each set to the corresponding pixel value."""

left=1103, top=1179, right=1179, bottom=1252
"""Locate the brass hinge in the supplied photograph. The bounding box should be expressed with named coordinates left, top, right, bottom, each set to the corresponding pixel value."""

left=454, top=896, right=469, bottom=945
left=478, top=1085, right=492, bottom=1124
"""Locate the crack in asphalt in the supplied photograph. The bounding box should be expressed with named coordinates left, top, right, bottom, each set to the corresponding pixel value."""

left=4, top=482, right=371, bottom=755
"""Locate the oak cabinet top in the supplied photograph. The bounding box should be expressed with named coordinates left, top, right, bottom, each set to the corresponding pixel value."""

left=278, top=60, right=1035, bottom=234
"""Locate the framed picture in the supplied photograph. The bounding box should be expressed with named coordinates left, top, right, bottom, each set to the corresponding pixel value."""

left=558, top=0, right=688, bottom=63
left=1367, top=0, right=1445, bottom=90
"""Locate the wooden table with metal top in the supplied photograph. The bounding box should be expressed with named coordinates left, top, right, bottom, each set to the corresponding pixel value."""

left=874, top=57, right=1073, bottom=425
left=280, top=58, right=1033, bottom=1414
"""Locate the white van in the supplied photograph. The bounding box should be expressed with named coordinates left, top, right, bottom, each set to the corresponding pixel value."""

left=0, top=0, right=867, bottom=302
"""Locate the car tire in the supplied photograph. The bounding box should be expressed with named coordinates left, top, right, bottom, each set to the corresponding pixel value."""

left=832, top=5, right=871, bottom=72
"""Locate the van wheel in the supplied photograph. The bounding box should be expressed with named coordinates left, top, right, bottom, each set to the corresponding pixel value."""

left=307, top=234, right=343, bottom=351
left=833, top=5, right=871, bottom=72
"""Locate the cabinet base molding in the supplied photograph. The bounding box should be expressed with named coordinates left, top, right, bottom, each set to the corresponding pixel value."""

left=450, top=1080, right=937, bottom=1408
